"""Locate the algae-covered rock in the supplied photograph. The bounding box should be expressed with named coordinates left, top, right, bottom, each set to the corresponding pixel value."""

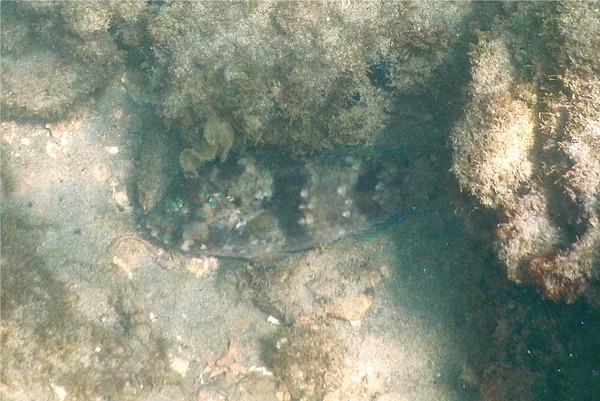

left=451, top=37, right=536, bottom=208
left=147, top=1, right=468, bottom=151
left=1, top=1, right=146, bottom=120
left=451, top=3, right=600, bottom=302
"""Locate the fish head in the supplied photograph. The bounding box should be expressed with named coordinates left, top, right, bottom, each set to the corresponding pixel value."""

left=143, top=184, right=236, bottom=255
left=143, top=191, right=194, bottom=247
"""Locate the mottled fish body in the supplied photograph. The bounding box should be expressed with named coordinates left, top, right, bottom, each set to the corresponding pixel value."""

left=143, top=148, right=406, bottom=262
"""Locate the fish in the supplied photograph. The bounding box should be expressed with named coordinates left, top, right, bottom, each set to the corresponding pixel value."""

left=142, top=148, right=408, bottom=263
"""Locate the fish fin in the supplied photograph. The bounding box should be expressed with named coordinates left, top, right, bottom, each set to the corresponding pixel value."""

left=357, top=208, right=412, bottom=242
left=238, top=210, right=285, bottom=241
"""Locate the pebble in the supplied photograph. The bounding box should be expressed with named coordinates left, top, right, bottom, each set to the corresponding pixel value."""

left=45, top=141, right=63, bottom=158
left=169, top=355, right=190, bottom=377
left=113, top=189, right=132, bottom=210
left=106, top=146, right=119, bottom=155
left=186, top=257, right=219, bottom=277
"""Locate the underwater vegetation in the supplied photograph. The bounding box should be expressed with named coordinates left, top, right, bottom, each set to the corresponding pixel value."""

left=1, top=1, right=468, bottom=150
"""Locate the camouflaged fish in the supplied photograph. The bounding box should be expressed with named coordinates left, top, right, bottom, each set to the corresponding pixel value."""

left=143, top=148, right=407, bottom=262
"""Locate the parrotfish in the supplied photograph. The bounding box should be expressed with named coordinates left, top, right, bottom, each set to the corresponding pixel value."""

left=143, top=148, right=407, bottom=262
